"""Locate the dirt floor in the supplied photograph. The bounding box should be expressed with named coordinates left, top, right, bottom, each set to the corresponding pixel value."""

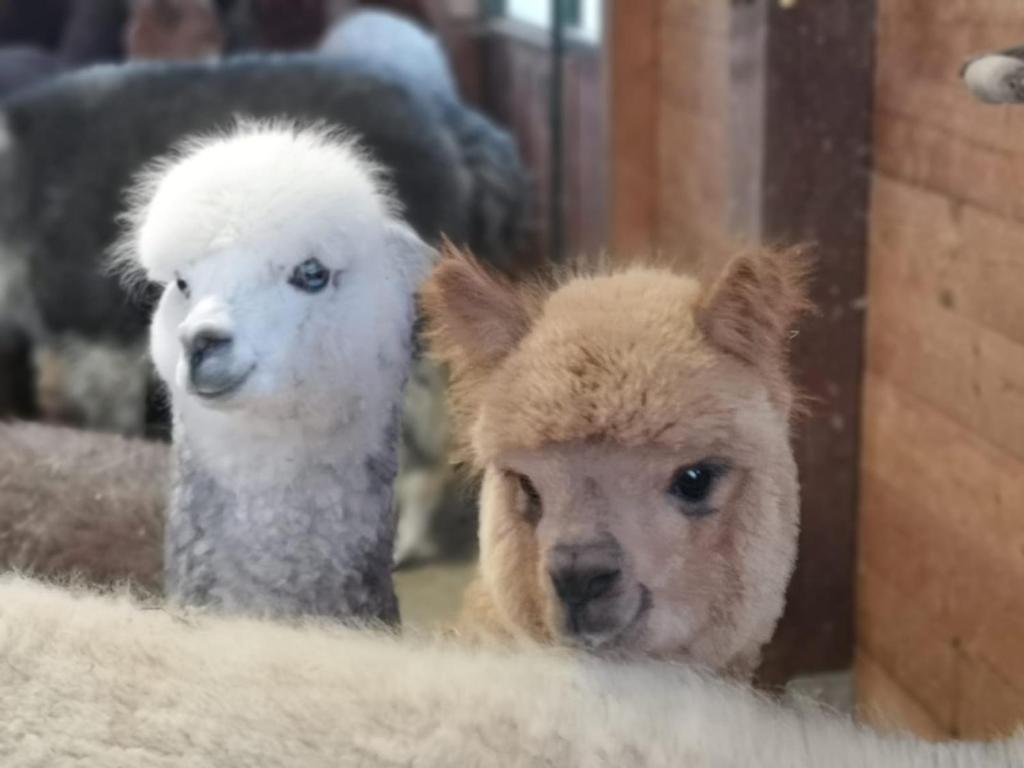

left=393, top=558, right=475, bottom=629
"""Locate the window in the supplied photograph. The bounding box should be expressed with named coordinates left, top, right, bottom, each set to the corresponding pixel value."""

left=495, top=0, right=603, bottom=43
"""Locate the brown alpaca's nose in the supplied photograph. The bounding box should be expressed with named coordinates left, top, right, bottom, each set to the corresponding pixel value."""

left=550, top=566, right=621, bottom=608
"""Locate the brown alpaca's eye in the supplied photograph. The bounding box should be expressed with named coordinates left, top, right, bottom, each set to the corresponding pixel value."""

left=668, top=462, right=726, bottom=516
left=511, top=472, right=542, bottom=525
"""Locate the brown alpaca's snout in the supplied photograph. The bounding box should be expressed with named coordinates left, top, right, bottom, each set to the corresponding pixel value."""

left=543, top=538, right=648, bottom=648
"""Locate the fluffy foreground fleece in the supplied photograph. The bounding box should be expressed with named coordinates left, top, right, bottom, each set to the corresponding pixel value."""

left=0, top=577, right=1019, bottom=768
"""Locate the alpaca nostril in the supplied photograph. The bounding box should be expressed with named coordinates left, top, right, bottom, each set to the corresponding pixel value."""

left=551, top=567, right=621, bottom=608
left=186, top=330, right=232, bottom=367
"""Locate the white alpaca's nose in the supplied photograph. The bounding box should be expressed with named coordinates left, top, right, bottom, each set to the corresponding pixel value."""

left=179, top=298, right=232, bottom=349
left=179, top=298, right=243, bottom=398
left=185, top=328, right=232, bottom=365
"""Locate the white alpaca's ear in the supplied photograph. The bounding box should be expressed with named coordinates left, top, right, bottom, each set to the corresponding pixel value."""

left=421, top=240, right=537, bottom=373
left=386, top=220, right=437, bottom=289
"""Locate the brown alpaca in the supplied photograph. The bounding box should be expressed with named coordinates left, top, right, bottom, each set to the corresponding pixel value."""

left=422, top=244, right=811, bottom=677
left=0, top=422, right=166, bottom=593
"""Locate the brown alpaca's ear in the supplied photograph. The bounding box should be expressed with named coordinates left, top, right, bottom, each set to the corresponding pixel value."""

left=697, top=246, right=813, bottom=370
left=421, top=241, right=537, bottom=372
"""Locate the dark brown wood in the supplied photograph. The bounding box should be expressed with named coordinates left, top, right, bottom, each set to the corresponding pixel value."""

left=753, top=0, right=877, bottom=679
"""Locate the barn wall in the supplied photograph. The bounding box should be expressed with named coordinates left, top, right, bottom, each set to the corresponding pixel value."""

left=856, top=0, right=1024, bottom=739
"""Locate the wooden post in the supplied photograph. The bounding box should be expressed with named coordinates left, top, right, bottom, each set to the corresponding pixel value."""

left=754, top=0, right=876, bottom=680
left=607, top=0, right=660, bottom=258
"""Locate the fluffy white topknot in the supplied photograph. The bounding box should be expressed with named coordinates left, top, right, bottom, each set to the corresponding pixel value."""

left=115, top=121, right=400, bottom=285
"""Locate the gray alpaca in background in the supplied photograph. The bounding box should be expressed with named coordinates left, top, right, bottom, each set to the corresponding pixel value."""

left=0, top=43, right=528, bottom=566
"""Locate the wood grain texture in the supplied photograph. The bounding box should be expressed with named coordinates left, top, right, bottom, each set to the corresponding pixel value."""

left=855, top=651, right=947, bottom=741
left=874, top=109, right=1024, bottom=223
left=867, top=275, right=1024, bottom=463
left=608, top=0, right=659, bottom=257
left=869, top=175, right=1024, bottom=346
left=755, top=0, right=876, bottom=679
left=655, top=0, right=729, bottom=268
left=861, top=377, right=1024, bottom=600
left=859, top=377, right=1024, bottom=731
left=958, top=654, right=1024, bottom=739
left=858, top=2, right=1024, bottom=727
left=874, top=9, right=1024, bottom=155
left=856, top=566, right=958, bottom=730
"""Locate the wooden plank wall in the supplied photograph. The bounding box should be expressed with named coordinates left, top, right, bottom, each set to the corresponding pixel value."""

left=856, top=0, right=1024, bottom=740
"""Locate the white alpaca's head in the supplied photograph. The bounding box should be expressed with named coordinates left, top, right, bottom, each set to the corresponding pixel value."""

left=119, top=123, right=433, bottom=430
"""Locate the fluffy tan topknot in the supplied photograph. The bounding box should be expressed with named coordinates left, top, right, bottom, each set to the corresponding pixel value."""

left=423, top=242, right=811, bottom=469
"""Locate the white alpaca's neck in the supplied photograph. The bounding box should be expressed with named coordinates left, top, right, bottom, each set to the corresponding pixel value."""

left=164, top=396, right=401, bottom=625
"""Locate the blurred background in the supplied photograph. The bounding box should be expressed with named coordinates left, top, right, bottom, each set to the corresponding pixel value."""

left=0, top=0, right=1022, bottom=744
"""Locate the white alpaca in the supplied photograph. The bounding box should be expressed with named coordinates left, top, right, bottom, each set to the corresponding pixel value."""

left=0, top=576, right=1020, bottom=768
left=118, top=123, right=432, bottom=623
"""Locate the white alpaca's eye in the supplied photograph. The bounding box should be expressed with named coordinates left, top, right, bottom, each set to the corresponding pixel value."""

left=288, top=257, right=331, bottom=293
left=175, top=274, right=190, bottom=298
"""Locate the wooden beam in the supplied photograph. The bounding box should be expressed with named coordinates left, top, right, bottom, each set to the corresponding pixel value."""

left=754, top=0, right=877, bottom=680
left=607, top=0, right=659, bottom=257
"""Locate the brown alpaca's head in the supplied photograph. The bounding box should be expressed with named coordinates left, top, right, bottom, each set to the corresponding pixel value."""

left=423, top=244, right=810, bottom=674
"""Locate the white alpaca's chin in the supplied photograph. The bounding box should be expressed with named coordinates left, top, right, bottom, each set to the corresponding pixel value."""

left=174, top=359, right=253, bottom=412
left=188, top=380, right=251, bottom=410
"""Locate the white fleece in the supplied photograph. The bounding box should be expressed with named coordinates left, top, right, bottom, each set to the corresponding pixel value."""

left=0, top=577, right=1019, bottom=767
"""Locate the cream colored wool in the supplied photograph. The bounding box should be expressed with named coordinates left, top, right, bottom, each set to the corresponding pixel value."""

left=0, top=576, right=1019, bottom=768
